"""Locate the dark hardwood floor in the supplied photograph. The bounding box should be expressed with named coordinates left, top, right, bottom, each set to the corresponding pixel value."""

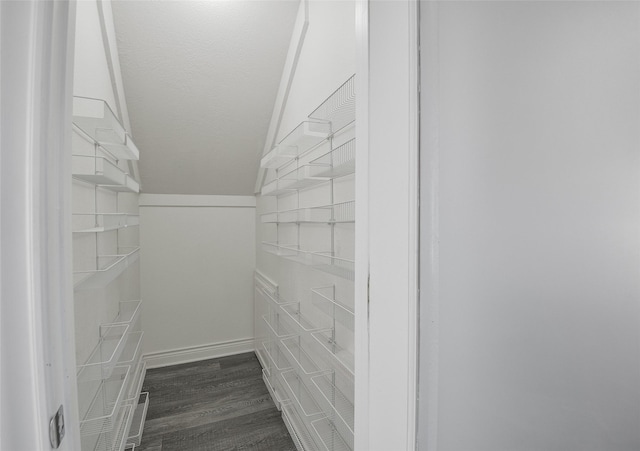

left=136, top=352, right=296, bottom=451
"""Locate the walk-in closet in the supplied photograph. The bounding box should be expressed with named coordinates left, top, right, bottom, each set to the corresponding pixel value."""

left=3, top=1, right=640, bottom=451
left=69, top=0, right=357, bottom=449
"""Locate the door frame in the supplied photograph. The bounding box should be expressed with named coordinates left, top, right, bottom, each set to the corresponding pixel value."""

left=0, top=1, right=80, bottom=449
left=355, top=1, right=420, bottom=450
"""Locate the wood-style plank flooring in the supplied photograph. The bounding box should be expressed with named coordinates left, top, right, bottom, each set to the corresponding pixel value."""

left=136, top=352, right=296, bottom=451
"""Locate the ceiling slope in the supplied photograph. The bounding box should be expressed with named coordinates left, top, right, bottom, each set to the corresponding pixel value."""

left=112, top=0, right=299, bottom=195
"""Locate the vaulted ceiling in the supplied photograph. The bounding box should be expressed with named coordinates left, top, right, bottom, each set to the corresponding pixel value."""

left=112, top=0, right=299, bottom=195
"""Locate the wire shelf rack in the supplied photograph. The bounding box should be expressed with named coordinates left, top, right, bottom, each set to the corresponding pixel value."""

left=281, top=336, right=331, bottom=376
left=111, top=300, right=142, bottom=327
left=73, top=96, right=140, bottom=161
left=74, top=247, right=140, bottom=290
left=311, top=330, right=355, bottom=377
left=281, top=371, right=325, bottom=418
left=263, top=314, right=296, bottom=339
left=72, top=213, right=138, bottom=233
left=309, top=139, right=356, bottom=179
left=311, top=417, right=353, bottom=451
left=261, top=121, right=332, bottom=169
left=126, top=392, right=149, bottom=446
left=88, top=401, right=133, bottom=451
left=118, top=331, right=143, bottom=367
left=77, top=324, right=129, bottom=382
left=311, top=252, right=355, bottom=281
left=263, top=341, right=294, bottom=373
left=126, top=361, right=147, bottom=403
left=311, top=287, right=354, bottom=332
left=308, top=75, right=355, bottom=133
left=281, top=303, right=330, bottom=334
left=282, top=401, right=321, bottom=451
left=261, top=201, right=355, bottom=225
left=79, top=365, right=130, bottom=436
left=311, top=372, right=354, bottom=434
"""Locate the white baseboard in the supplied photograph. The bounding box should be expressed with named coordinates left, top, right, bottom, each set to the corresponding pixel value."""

left=143, top=337, right=255, bottom=369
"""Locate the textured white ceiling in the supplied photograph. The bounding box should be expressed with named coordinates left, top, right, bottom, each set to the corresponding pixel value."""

left=112, top=0, right=299, bottom=195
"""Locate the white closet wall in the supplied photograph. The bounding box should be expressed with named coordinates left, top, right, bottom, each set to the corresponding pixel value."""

left=139, top=194, right=256, bottom=366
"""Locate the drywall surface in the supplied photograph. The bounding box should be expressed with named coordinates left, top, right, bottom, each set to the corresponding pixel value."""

left=112, top=1, right=299, bottom=195
left=419, top=2, right=640, bottom=450
left=140, top=195, right=256, bottom=361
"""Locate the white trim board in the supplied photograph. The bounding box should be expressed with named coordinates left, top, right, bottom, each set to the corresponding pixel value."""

left=139, top=194, right=256, bottom=208
left=143, top=338, right=255, bottom=369
left=364, top=2, right=420, bottom=450
left=1, top=2, right=81, bottom=449
left=354, top=1, right=370, bottom=450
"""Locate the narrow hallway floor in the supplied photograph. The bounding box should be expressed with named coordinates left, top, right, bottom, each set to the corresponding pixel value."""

left=136, top=352, right=296, bottom=451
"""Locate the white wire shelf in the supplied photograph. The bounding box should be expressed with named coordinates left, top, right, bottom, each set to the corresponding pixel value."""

left=255, top=270, right=279, bottom=297
left=309, top=139, right=356, bottom=179
left=278, top=165, right=331, bottom=191
left=101, top=174, right=140, bottom=193
left=259, top=286, right=292, bottom=307
left=311, top=252, right=355, bottom=281
left=311, top=330, right=354, bottom=377
left=262, top=242, right=298, bottom=257
left=311, top=372, right=354, bottom=435
left=261, top=211, right=279, bottom=224
left=281, top=303, right=330, bottom=334
left=260, top=178, right=295, bottom=197
left=111, top=300, right=142, bottom=327
left=311, top=417, right=353, bottom=451
left=119, top=331, right=143, bottom=367
left=72, top=213, right=139, bottom=233
left=72, top=155, right=140, bottom=193
left=73, top=155, right=124, bottom=185
left=263, top=245, right=355, bottom=280
left=281, top=370, right=325, bottom=418
left=263, top=368, right=290, bottom=408
left=73, top=96, right=140, bottom=161
left=281, top=336, right=331, bottom=376
left=311, top=287, right=354, bottom=332
left=79, top=365, right=130, bottom=436
left=261, top=121, right=332, bottom=169
left=263, top=341, right=294, bottom=372
left=126, top=361, right=147, bottom=403
left=309, top=75, right=355, bottom=134
left=263, top=314, right=296, bottom=339
left=262, top=242, right=313, bottom=265
left=88, top=401, right=133, bottom=451
left=77, top=324, right=129, bottom=382
left=282, top=401, right=321, bottom=451
left=261, top=201, right=355, bottom=225
left=256, top=345, right=269, bottom=374
left=126, top=392, right=149, bottom=446
left=74, top=247, right=140, bottom=290
left=73, top=256, right=124, bottom=287
left=262, top=369, right=278, bottom=407
left=261, top=165, right=330, bottom=197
